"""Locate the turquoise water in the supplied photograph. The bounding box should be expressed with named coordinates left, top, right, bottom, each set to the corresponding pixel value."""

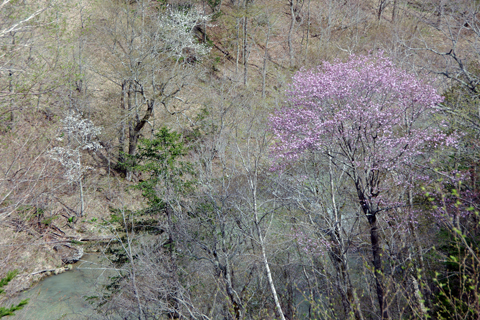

left=8, top=254, right=117, bottom=320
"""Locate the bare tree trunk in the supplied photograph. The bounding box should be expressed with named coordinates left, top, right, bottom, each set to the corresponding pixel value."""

left=354, top=172, right=388, bottom=319
left=128, top=99, right=154, bottom=157
left=130, top=267, right=144, bottom=320
left=257, top=227, right=286, bottom=320
left=236, top=18, right=240, bottom=75
left=369, top=214, right=388, bottom=319
left=235, top=122, right=286, bottom=319
left=125, top=81, right=154, bottom=180
left=411, top=275, right=428, bottom=317
left=118, top=80, right=127, bottom=170
left=285, top=267, right=294, bottom=319
left=243, top=15, right=248, bottom=86
left=329, top=159, right=350, bottom=317
left=79, top=178, right=84, bottom=217
left=288, top=0, right=296, bottom=68
left=436, top=0, right=446, bottom=28
left=166, top=204, right=180, bottom=319
left=122, top=208, right=145, bottom=320
left=126, top=81, right=134, bottom=180
left=378, top=0, right=387, bottom=20
left=8, top=33, right=14, bottom=131
left=261, top=19, right=271, bottom=98
left=252, top=184, right=285, bottom=320
left=392, top=0, right=398, bottom=22
left=224, top=257, right=243, bottom=319
left=328, top=158, right=363, bottom=320
left=303, top=0, right=311, bottom=60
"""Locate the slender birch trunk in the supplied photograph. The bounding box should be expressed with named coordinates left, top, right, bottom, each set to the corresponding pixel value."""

left=236, top=18, right=240, bottom=75
left=250, top=164, right=285, bottom=320
left=255, top=220, right=286, bottom=320
left=235, top=126, right=286, bottom=320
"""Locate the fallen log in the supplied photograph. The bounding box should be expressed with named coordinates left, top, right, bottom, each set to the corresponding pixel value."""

left=65, top=236, right=115, bottom=242
left=31, top=269, right=56, bottom=276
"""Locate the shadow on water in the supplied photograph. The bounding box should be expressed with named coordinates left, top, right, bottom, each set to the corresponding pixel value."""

left=8, top=254, right=118, bottom=320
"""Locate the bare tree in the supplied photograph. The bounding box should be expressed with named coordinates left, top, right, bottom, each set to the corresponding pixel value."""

left=229, top=102, right=286, bottom=320
left=92, top=0, right=209, bottom=176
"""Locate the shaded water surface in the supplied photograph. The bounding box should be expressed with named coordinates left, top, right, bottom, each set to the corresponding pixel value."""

left=9, top=254, right=116, bottom=320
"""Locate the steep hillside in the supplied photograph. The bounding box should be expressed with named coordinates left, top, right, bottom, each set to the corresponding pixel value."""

left=1, top=0, right=479, bottom=319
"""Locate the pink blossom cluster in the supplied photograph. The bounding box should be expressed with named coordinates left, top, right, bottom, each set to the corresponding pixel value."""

left=269, top=53, right=453, bottom=176
left=291, top=228, right=331, bottom=256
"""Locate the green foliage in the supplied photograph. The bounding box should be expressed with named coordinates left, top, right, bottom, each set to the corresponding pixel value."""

left=105, top=127, right=194, bottom=269
left=432, top=228, right=480, bottom=319
left=0, top=299, right=28, bottom=318
left=0, top=270, right=28, bottom=318
left=206, top=0, right=221, bottom=10
left=41, top=215, right=58, bottom=226
left=106, top=206, right=164, bottom=235
left=0, top=271, right=17, bottom=295
left=126, top=127, right=196, bottom=206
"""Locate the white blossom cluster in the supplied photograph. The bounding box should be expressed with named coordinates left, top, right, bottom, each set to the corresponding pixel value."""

left=156, top=7, right=211, bottom=59
left=48, top=112, right=102, bottom=182
left=58, top=112, right=102, bottom=151
left=48, top=147, right=86, bottom=182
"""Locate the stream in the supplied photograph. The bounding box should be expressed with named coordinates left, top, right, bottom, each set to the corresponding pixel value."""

left=8, top=254, right=117, bottom=320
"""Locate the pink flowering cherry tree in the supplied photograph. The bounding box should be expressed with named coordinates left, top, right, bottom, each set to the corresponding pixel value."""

left=269, top=53, right=454, bottom=319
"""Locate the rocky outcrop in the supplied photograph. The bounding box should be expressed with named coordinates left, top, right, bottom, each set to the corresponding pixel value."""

left=63, top=246, right=83, bottom=264
left=53, top=244, right=84, bottom=264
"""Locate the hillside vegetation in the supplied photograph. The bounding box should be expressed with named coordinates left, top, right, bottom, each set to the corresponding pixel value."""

left=1, top=0, right=479, bottom=319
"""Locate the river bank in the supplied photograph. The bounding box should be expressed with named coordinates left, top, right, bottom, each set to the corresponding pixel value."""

left=6, top=253, right=117, bottom=320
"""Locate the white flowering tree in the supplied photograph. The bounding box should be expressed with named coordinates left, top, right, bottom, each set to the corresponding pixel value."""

left=94, top=2, right=210, bottom=177
left=49, top=112, right=102, bottom=218
left=156, top=7, right=211, bottom=59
